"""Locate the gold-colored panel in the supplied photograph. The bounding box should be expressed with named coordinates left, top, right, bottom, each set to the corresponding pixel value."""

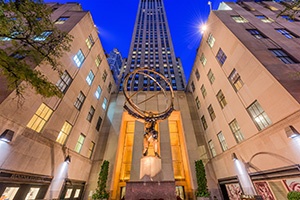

left=122, top=146, right=133, bottom=163
left=169, top=121, right=178, bottom=132
left=120, top=164, right=131, bottom=181
left=171, top=146, right=182, bottom=161
left=126, top=121, right=135, bottom=133
left=173, top=161, right=184, bottom=179
left=125, top=134, right=134, bottom=146
left=170, top=133, right=179, bottom=146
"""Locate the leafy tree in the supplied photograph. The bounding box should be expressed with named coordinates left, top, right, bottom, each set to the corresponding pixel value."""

left=92, top=160, right=109, bottom=199
left=0, top=0, right=72, bottom=98
left=195, top=160, right=210, bottom=198
left=287, top=191, right=300, bottom=200
left=279, top=1, right=300, bottom=20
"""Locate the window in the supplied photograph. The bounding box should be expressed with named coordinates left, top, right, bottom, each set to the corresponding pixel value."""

left=86, top=70, right=95, bottom=85
left=229, top=119, right=244, bottom=143
left=95, top=54, right=102, bottom=67
left=56, top=71, right=72, bottom=93
left=27, top=103, right=53, bottom=132
left=247, top=29, right=266, bottom=39
left=216, top=48, right=227, bottom=66
left=195, top=96, right=200, bottom=109
left=73, top=49, right=85, bottom=67
left=96, top=116, right=103, bottom=131
left=217, top=132, right=228, bottom=151
left=207, top=69, right=215, bottom=84
left=208, top=140, right=217, bottom=157
left=269, top=49, right=296, bottom=64
left=102, top=70, right=108, bottom=82
left=200, top=53, right=207, bottom=66
left=33, top=31, right=52, bottom=41
left=201, top=85, right=207, bottom=98
left=207, top=33, right=215, bottom=48
left=195, top=69, right=200, bottom=81
left=102, top=98, right=108, bottom=110
left=191, top=81, right=195, bottom=92
left=85, top=34, right=94, bottom=49
left=281, top=15, right=297, bottom=22
left=74, top=91, right=85, bottom=110
left=216, top=90, right=227, bottom=109
left=276, top=29, right=298, bottom=39
left=88, top=141, right=95, bottom=159
left=208, top=105, right=216, bottom=121
left=87, top=106, right=95, bottom=122
left=55, top=17, right=69, bottom=24
left=75, top=133, right=85, bottom=153
left=247, top=101, right=271, bottom=131
left=201, top=115, right=208, bottom=130
left=228, top=69, right=243, bottom=91
left=256, top=15, right=273, bottom=23
left=95, top=86, right=102, bottom=99
left=56, top=121, right=72, bottom=145
left=231, top=15, right=248, bottom=23
left=108, top=82, right=112, bottom=93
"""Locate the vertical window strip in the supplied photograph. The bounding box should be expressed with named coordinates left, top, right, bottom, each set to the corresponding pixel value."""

left=217, top=132, right=228, bottom=151
left=56, top=121, right=72, bottom=145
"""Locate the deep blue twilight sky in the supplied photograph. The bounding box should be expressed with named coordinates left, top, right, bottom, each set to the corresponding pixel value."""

left=45, top=0, right=229, bottom=80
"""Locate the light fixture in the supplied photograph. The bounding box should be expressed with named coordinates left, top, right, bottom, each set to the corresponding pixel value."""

left=0, top=129, right=14, bottom=142
left=232, top=153, right=238, bottom=161
left=285, top=125, right=300, bottom=138
left=65, top=155, right=71, bottom=163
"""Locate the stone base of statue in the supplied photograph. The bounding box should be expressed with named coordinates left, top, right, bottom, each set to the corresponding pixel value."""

left=140, top=156, right=161, bottom=180
left=125, top=181, right=176, bottom=200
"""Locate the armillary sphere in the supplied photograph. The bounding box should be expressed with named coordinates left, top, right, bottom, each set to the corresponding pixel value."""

left=123, top=67, right=174, bottom=121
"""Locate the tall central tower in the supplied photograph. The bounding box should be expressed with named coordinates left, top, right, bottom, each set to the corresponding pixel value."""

left=120, top=0, right=186, bottom=91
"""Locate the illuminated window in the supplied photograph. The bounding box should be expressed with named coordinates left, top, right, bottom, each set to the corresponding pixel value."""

left=228, top=69, right=243, bottom=91
left=88, top=141, right=95, bottom=159
left=74, top=91, right=85, bottom=110
left=85, top=34, right=94, bottom=49
left=231, top=15, right=248, bottom=23
left=56, top=121, right=72, bottom=145
left=95, top=54, right=102, bottom=67
left=208, top=104, right=216, bottom=121
left=75, top=133, right=85, bottom=153
left=201, top=84, right=207, bottom=98
left=27, top=103, right=53, bottom=132
left=247, top=101, right=271, bottom=131
left=102, top=70, right=108, bottom=82
left=207, top=69, right=215, bottom=84
left=96, top=116, right=102, bottom=131
left=208, top=140, right=217, bottom=157
left=207, top=33, right=215, bottom=48
left=95, top=86, right=102, bottom=99
left=55, top=17, right=69, bottom=24
left=217, top=132, right=228, bottom=151
left=87, top=106, right=95, bottom=122
left=269, top=49, right=296, bottom=64
left=201, top=115, right=208, bottom=130
left=86, top=70, right=95, bottom=85
left=200, top=53, right=207, bottom=66
left=102, top=98, right=108, bottom=110
left=216, top=90, right=227, bottom=109
left=229, top=119, right=244, bottom=143
left=33, top=31, right=52, bottom=41
left=276, top=29, right=298, bottom=39
left=56, top=70, right=72, bottom=93
left=195, top=96, right=200, bottom=109
left=195, top=69, right=200, bottom=81
left=247, top=29, right=266, bottom=39
left=256, top=15, right=274, bottom=23
left=73, top=49, right=85, bottom=67
left=216, top=48, right=227, bottom=66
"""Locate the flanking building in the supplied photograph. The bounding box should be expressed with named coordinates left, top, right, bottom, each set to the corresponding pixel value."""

left=187, top=1, right=300, bottom=199
left=0, top=3, right=115, bottom=200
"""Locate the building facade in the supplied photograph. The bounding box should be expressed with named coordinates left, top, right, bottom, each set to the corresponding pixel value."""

left=187, top=1, right=300, bottom=199
left=0, top=3, right=115, bottom=200
left=107, top=48, right=123, bottom=85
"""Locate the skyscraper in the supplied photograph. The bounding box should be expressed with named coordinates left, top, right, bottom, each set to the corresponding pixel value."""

left=107, top=48, right=123, bottom=84
left=88, top=0, right=205, bottom=199
left=119, top=0, right=186, bottom=91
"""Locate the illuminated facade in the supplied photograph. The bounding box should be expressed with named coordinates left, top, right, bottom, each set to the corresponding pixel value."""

left=0, top=3, right=115, bottom=200
left=187, top=1, right=300, bottom=199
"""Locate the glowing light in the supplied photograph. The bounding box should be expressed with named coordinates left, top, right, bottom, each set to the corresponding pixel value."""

left=48, top=162, right=69, bottom=198
left=234, top=159, right=256, bottom=195
left=200, top=24, right=207, bottom=34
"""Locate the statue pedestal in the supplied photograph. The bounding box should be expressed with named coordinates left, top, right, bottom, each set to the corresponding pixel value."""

left=140, top=156, right=161, bottom=180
